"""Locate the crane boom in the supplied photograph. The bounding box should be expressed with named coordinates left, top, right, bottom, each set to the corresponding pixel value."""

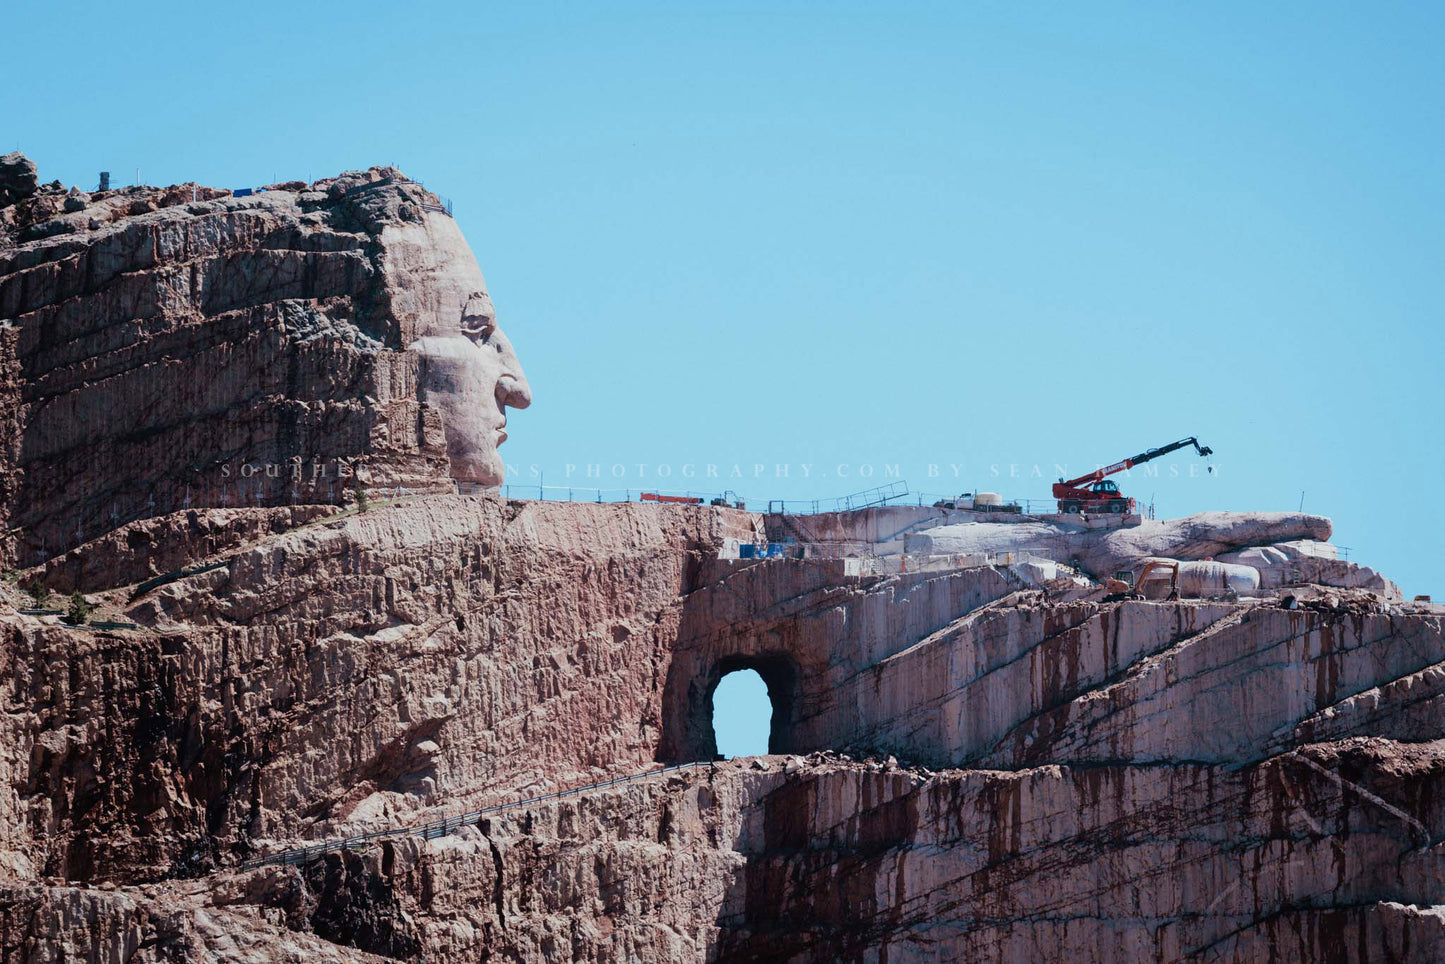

left=1053, top=436, right=1214, bottom=515
left=1060, top=437, right=1214, bottom=489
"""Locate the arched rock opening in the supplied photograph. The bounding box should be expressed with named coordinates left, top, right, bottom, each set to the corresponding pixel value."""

left=667, top=653, right=799, bottom=761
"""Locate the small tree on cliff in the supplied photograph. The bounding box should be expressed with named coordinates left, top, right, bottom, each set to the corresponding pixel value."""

left=26, top=583, right=52, bottom=608
left=354, top=481, right=371, bottom=514
left=64, top=591, right=93, bottom=626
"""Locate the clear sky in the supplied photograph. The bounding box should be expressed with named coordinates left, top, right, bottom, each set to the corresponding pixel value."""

left=713, top=671, right=771, bottom=758
left=10, top=2, right=1441, bottom=613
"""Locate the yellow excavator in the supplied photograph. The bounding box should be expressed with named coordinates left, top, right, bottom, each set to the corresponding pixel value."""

left=1103, top=560, right=1180, bottom=601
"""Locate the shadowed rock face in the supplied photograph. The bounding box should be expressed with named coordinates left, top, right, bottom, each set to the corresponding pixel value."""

left=0, top=153, right=39, bottom=207
left=0, top=156, right=1440, bottom=962
left=0, top=156, right=530, bottom=566
left=0, top=497, right=1438, bottom=961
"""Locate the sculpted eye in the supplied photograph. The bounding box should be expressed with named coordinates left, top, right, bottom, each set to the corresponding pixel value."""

left=461, top=317, right=496, bottom=343
left=461, top=293, right=495, bottom=342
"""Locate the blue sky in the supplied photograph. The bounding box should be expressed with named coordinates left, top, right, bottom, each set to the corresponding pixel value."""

left=713, top=671, right=771, bottom=758
left=10, top=1, right=1442, bottom=731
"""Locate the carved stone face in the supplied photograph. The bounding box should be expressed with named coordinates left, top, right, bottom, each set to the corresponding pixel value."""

left=389, top=214, right=533, bottom=487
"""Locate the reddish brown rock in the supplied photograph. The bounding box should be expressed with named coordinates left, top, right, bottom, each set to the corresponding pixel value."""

left=0, top=495, right=1437, bottom=960
left=1, top=155, right=1440, bottom=961
left=0, top=156, right=531, bottom=569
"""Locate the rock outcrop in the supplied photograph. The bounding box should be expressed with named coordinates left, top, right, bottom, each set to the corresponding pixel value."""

left=905, top=509, right=1402, bottom=599
left=0, top=493, right=1437, bottom=961
left=0, top=155, right=529, bottom=570
left=1, top=156, right=1439, bottom=962
left=0, top=153, right=39, bottom=208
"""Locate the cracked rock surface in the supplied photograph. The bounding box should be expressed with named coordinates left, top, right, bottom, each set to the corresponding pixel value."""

left=1, top=156, right=1440, bottom=962
left=0, top=156, right=473, bottom=568
left=0, top=495, right=1438, bottom=961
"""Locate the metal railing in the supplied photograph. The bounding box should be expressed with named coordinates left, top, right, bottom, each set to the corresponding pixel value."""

left=132, top=560, right=229, bottom=599
left=400, top=176, right=453, bottom=216
left=460, top=482, right=1265, bottom=535
left=476, top=483, right=744, bottom=506
left=238, top=761, right=711, bottom=871
left=767, top=481, right=910, bottom=515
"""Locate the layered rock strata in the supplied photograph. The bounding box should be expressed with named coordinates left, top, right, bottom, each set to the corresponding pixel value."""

left=1, top=154, right=1439, bottom=962
left=0, top=496, right=1438, bottom=960
left=0, top=158, right=514, bottom=567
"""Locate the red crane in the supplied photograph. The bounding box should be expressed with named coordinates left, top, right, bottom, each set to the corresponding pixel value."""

left=1053, top=437, right=1213, bottom=515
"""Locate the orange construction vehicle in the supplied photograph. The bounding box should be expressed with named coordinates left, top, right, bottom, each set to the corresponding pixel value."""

left=1103, top=560, right=1180, bottom=601
left=1054, top=437, right=1213, bottom=515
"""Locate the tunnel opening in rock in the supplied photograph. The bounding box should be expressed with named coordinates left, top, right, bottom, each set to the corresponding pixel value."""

left=711, top=669, right=770, bottom=758
left=704, top=655, right=797, bottom=759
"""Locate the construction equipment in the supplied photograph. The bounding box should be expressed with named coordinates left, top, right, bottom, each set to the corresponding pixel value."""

left=641, top=492, right=702, bottom=505
left=1135, top=560, right=1180, bottom=600
left=1103, top=571, right=1135, bottom=601
left=1053, top=437, right=1213, bottom=515
left=1104, top=560, right=1180, bottom=601
left=932, top=492, right=1023, bottom=514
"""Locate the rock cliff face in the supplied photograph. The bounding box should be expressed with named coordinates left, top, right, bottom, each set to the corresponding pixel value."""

left=1, top=157, right=1441, bottom=962
left=0, top=156, right=531, bottom=568
left=0, top=494, right=1438, bottom=961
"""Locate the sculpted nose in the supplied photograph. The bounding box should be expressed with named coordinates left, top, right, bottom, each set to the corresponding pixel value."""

left=498, top=374, right=532, bottom=410
left=493, top=330, right=532, bottom=409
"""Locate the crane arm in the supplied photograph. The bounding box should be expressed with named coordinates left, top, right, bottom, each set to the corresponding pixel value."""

left=1124, top=436, right=1213, bottom=468
left=1059, top=437, right=1213, bottom=489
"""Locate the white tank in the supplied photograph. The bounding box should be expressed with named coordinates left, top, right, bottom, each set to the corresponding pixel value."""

left=1176, top=561, right=1260, bottom=596
left=974, top=492, right=1003, bottom=507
